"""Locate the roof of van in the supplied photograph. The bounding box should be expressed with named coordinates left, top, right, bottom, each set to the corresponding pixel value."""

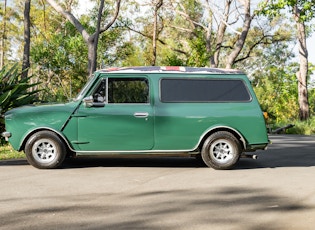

left=98, top=66, right=244, bottom=74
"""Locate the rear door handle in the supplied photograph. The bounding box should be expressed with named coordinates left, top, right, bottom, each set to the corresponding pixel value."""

left=134, top=112, right=149, bottom=118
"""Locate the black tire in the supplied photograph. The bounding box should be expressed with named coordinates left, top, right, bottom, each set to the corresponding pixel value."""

left=24, top=131, right=66, bottom=169
left=201, top=131, right=241, bottom=170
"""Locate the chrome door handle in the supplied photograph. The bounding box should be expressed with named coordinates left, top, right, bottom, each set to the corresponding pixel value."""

left=134, top=112, right=149, bottom=118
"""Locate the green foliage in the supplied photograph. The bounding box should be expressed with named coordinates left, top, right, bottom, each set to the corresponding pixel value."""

left=28, top=4, right=133, bottom=102
left=0, top=65, right=40, bottom=112
left=98, top=29, right=138, bottom=67
left=30, top=19, right=88, bottom=102
left=0, top=2, right=21, bottom=65
left=161, top=54, right=186, bottom=66
left=252, top=57, right=315, bottom=134
left=259, top=0, right=315, bottom=22
left=0, top=64, right=40, bottom=143
left=186, top=29, right=209, bottom=67
left=283, top=117, right=315, bottom=135
left=120, top=45, right=145, bottom=66
left=266, top=117, right=315, bottom=135
left=308, top=81, right=315, bottom=117
left=253, top=63, right=300, bottom=123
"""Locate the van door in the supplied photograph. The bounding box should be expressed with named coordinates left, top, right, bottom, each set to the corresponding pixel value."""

left=74, top=76, right=154, bottom=151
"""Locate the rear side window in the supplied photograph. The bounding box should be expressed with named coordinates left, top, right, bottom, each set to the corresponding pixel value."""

left=160, top=78, right=251, bottom=102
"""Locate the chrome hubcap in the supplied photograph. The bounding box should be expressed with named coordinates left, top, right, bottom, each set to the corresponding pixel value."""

left=32, top=139, right=57, bottom=164
left=210, top=140, right=234, bottom=164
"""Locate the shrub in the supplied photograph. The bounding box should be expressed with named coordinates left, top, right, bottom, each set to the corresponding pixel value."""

left=0, top=65, right=41, bottom=143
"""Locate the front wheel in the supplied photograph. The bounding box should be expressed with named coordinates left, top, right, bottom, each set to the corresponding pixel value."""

left=201, top=131, right=241, bottom=170
left=25, top=131, right=66, bottom=169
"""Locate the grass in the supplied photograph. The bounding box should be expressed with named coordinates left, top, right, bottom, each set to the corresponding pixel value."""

left=268, top=117, right=315, bottom=135
left=0, top=144, right=25, bottom=160
left=287, top=119, right=315, bottom=135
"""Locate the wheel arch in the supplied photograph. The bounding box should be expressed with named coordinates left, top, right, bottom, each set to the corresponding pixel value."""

left=19, top=128, right=74, bottom=155
left=197, top=126, right=246, bottom=151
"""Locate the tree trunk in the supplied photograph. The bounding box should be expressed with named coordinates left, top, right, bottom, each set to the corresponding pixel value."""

left=206, top=21, right=213, bottom=67
left=88, top=0, right=105, bottom=75
left=295, top=18, right=309, bottom=120
left=87, top=42, right=96, bottom=76
left=152, top=0, right=163, bottom=66
left=46, top=0, right=121, bottom=78
left=22, top=0, right=31, bottom=79
left=0, top=0, right=7, bottom=69
left=225, top=0, right=251, bottom=69
left=211, top=0, right=231, bottom=68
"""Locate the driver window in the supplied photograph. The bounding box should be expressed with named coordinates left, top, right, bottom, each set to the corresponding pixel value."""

left=108, top=78, right=149, bottom=104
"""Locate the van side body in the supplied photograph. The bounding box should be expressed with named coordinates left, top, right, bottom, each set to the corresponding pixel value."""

left=2, top=67, right=269, bottom=169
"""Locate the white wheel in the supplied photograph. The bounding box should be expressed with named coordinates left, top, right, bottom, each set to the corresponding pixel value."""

left=201, top=131, right=241, bottom=169
left=32, top=138, right=58, bottom=164
left=25, top=131, right=66, bottom=169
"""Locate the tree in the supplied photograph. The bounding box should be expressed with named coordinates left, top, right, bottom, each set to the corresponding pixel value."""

left=26, top=0, right=129, bottom=101
left=260, top=0, right=315, bottom=120
left=0, top=0, right=20, bottom=68
left=207, top=0, right=231, bottom=68
left=22, top=0, right=31, bottom=79
left=152, top=0, right=163, bottom=66
left=46, top=0, right=121, bottom=76
left=162, top=0, right=273, bottom=68
left=205, top=0, right=270, bottom=69
left=252, top=46, right=299, bottom=122
left=225, top=0, right=252, bottom=69
left=0, top=0, right=7, bottom=69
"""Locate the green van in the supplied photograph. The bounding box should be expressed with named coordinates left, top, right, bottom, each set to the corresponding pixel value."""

left=1, top=66, right=269, bottom=169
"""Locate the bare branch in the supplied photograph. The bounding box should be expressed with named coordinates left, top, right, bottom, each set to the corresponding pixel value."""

left=225, top=0, right=252, bottom=69
left=126, top=25, right=187, bottom=55
left=46, top=0, right=90, bottom=42
left=206, top=0, right=241, bottom=35
left=234, top=35, right=271, bottom=63
left=99, top=0, right=122, bottom=34
left=163, top=3, right=207, bottom=30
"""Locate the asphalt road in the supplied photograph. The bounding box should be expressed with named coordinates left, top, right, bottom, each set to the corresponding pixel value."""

left=1, top=134, right=315, bottom=230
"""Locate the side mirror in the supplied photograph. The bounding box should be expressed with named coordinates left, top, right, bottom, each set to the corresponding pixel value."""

left=83, top=96, right=105, bottom=108
left=83, top=96, right=94, bottom=107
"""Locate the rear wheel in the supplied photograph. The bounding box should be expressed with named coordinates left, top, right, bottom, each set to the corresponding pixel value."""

left=25, top=131, right=66, bottom=169
left=201, top=131, right=241, bottom=170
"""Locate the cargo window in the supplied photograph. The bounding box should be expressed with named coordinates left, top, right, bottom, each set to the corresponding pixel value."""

left=108, top=78, right=149, bottom=103
left=161, top=78, right=251, bottom=102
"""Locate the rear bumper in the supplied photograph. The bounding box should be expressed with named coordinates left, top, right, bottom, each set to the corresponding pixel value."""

left=1, top=132, right=11, bottom=141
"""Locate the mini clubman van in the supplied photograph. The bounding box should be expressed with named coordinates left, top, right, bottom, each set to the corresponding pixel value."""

left=1, top=66, right=269, bottom=169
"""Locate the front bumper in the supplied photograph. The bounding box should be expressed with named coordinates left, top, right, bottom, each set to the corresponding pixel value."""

left=1, top=132, right=11, bottom=141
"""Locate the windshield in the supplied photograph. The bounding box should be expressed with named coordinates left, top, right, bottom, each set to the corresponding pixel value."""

left=74, top=75, right=97, bottom=101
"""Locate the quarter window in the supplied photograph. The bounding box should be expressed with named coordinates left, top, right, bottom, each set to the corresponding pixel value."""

left=161, top=78, right=251, bottom=102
